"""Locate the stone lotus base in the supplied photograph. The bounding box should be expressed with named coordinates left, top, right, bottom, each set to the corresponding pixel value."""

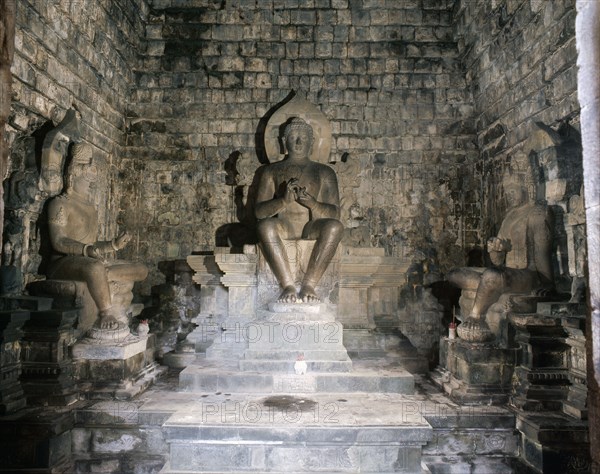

left=456, top=317, right=495, bottom=342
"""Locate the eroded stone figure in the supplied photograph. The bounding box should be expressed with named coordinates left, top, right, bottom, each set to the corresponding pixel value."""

left=448, top=169, right=555, bottom=341
left=46, top=143, right=147, bottom=330
left=255, top=118, right=343, bottom=303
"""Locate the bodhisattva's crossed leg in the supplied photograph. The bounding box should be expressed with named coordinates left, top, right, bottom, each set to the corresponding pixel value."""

left=48, top=256, right=120, bottom=329
left=448, top=266, right=539, bottom=319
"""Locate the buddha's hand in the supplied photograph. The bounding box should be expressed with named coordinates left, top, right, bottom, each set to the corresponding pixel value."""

left=113, top=230, right=131, bottom=250
left=284, top=178, right=299, bottom=205
left=296, top=187, right=316, bottom=209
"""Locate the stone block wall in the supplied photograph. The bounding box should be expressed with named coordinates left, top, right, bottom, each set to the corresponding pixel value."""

left=5, top=0, right=150, bottom=283
left=122, top=0, right=481, bottom=290
left=454, top=0, right=580, bottom=238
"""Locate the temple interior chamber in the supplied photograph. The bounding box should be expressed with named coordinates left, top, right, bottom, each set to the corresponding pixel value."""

left=0, top=0, right=599, bottom=473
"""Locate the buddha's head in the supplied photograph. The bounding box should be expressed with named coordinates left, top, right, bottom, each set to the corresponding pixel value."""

left=283, top=118, right=314, bottom=158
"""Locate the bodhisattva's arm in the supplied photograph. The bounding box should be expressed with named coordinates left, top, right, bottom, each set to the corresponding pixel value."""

left=530, top=207, right=554, bottom=287
left=48, top=199, right=128, bottom=257
left=255, top=169, right=291, bottom=219
left=297, top=166, right=340, bottom=220
left=487, top=236, right=509, bottom=266
left=94, top=231, right=131, bottom=253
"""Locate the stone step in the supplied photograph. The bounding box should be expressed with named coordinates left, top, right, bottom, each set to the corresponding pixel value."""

left=239, top=359, right=353, bottom=373
left=243, top=349, right=351, bottom=360
left=162, top=416, right=432, bottom=473
left=422, top=455, right=517, bottom=474
left=161, top=463, right=433, bottom=474
left=179, top=364, right=414, bottom=394
left=245, top=321, right=345, bottom=351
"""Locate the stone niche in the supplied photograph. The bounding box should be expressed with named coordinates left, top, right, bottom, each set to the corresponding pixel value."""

left=0, top=111, right=163, bottom=405
left=434, top=120, right=590, bottom=470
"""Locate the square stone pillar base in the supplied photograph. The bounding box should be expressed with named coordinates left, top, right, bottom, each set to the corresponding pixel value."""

left=432, top=337, right=517, bottom=405
left=73, top=334, right=165, bottom=399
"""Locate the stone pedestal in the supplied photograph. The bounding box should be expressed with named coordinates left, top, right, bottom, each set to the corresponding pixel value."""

left=151, top=260, right=203, bottom=368
left=187, top=253, right=229, bottom=320
left=509, top=303, right=570, bottom=412
left=562, top=310, right=588, bottom=419
left=217, top=246, right=259, bottom=319
left=73, top=334, right=165, bottom=399
left=182, top=253, right=235, bottom=364
left=433, top=337, right=517, bottom=405
left=20, top=308, right=79, bottom=406
left=28, top=262, right=147, bottom=336
left=0, top=408, right=74, bottom=473
left=517, top=412, right=590, bottom=473
left=28, top=279, right=97, bottom=336
left=187, top=244, right=415, bottom=370
left=338, top=248, right=381, bottom=328
left=0, top=310, right=29, bottom=413
left=240, top=303, right=352, bottom=373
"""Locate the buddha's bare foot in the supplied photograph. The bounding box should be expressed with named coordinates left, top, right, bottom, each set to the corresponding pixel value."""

left=278, top=286, right=297, bottom=303
left=299, top=285, right=320, bottom=303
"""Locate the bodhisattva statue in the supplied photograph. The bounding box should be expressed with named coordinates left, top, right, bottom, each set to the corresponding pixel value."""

left=447, top=170, right=555, bottom=341
left=46, top=143, right=147, bottom=330
left=255, top=117, right=343, bottom=303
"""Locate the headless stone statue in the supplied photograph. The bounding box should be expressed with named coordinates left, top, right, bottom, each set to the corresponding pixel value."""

left=255, top=118, right=343, bottom=303
left=448, top=170, right=555, bottom=341
left=46, top=143, right=147, bottom=330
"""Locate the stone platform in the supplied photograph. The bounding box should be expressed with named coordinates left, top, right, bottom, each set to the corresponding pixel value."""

left=60, top=372, right=520, bottom=474
left=158, top=390, right=431, bottom=473
left=167, top=299, right=426, bottom=473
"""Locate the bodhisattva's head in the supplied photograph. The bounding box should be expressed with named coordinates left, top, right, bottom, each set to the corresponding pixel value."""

left=65, top=143, right=98, bottom=199
left=283, top=118, right=314, bottom=159
left=502, top=173, right=529, bottom=209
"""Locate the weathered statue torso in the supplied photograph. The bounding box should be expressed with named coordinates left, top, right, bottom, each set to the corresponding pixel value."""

left=258, top=159, right=339, bottom=238
left=49, top=194, right=98, bottom=247
left=496, top=203, right=552, bottom=274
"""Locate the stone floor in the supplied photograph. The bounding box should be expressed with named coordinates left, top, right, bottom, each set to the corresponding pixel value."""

left=68, top=367, right=523, bottom=474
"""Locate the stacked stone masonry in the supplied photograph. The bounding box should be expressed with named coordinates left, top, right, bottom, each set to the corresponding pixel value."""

left=454, top=0, right=580, bottom=235
left=122, top=0, right=480, bottom=290
left=6, top=0, right=151, bottom=282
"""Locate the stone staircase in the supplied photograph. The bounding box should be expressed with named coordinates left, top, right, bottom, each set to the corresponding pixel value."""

left=160, top=302, right=429, bottom=473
